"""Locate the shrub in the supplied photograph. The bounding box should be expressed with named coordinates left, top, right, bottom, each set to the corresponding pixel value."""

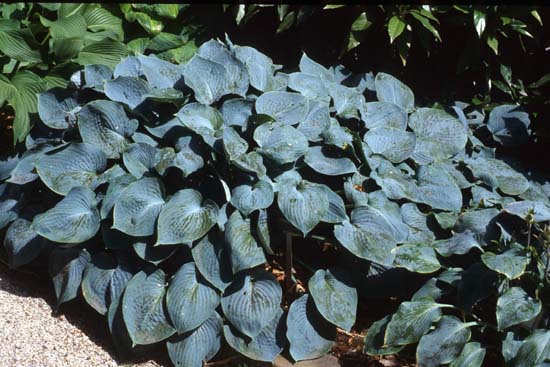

left=1, top=38, right=549, bottom=366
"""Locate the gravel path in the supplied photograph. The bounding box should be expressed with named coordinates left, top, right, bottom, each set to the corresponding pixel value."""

left=0, top=263, right=166, bottom=367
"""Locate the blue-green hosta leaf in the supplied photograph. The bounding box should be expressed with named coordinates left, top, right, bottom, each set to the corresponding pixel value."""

left=49, top=247, right=91, bottom=306
left=157, top=189, right=218, bottom=245
left=466, top=157, right=529, bottom=196
left=166, top=313, right=223, bottom=367
left=0, top=185, right=20, bottom=230
left=309, top=268, right=358, bottom=332
left=222, top=269, right=282, bottom=338
left=392, top=244, right=441, bottom=273
left=454, top=208, right=499, bottom=240
left=288, top=72, right=330, bottom=102
left=299, top=53, right=335, bottom=82
left=504, top=200, right=550, bottom=222
left=481, top=247, right=529, bottom=280
left=196, top=39, right=249, bottom=97
left=409, top=108, right=468, bottom=164
left=364, top=315, right=405, bottom=356
left=371, top=169, right=423, bottom=203
left=367, top=190, right=410, bottom=242
left=320, top=185, right=348, bottom=224
left=132, top=132, right=158, bottom=146
left=123, top=269, right=176, bottom=345
left=417, top=316, right=474, bottom=367
left=433, top=230, right=482, bottom=257
left=374, top=73, right=414, bottom=112
left=225, top=211, right=267, bottom=273
left=77, top=100, right=139, bottom=159
left=183, top=54, right=228, bottom=105
left=508, top=330, right=550, bottom=367
left=254, top=122, right=308, bottom=164
left=221, top=98, right=254, bottom=130
left=497, top=287, right=541, bottom=331
left=192, top=233, right=233, bottom=292
left=223, top=126, right=249, bottom=160
left=83, top=64, right=113, bottom=90
left=277, top=180, right=329, bottom=236
left=364, top=127, right=415, bottom=163
left=176, top=102, right=224, bottom=146
left=37, top=88, right=79, bottom=129
left=328, top=83, right=365, bottom=119
left=450, top=342, right=486, bottom=367
left=487, top=105, right=530, bottom=146
left=304, top=146, right=357, bottom=176
left=297, top=101, right=331, bottom=142
left=384, top=301, right=444, bottom=346
left=255, top=209, right=273, bottom=255
left=154, top=137, right=204, bottom=177
left=113, top=177, right=165, bottom=237
left=104, top=76, right=151, bottom=109
left=35, top=143, right=107, bottom=195
left=133, top=242, right=177, bottom=265
left=417, top=163, right=463, bottom=212
left=32, top=186, right=100, bottom=243
left=287, top=294, right=336, bottom=362
left=138, top=54, right=185, bottom=90
left=400, top=203, right=435, bottom=244
left=322, top=118, right=353, bottom=149
left=232, top=45, right=278, bottom=92
left=114, top=56, right=143, bottom=78
left=4, top=218, right=46, bottom=268
left=81, top=252, right=116, bottom=315
left=123, top=142, right=158, bottom=179
left=255, top=91, right=308, bottom=125
left=7, top=143, right=58, bottom=185
left=100, top=173, right=135, bottom=219
left=231, top=180, right=274, bottom=216
left=360, top=101, right=407, bottom=130
left=166, top=262, right=220, bottom=334
left=224, top=308, right=285, bottom=362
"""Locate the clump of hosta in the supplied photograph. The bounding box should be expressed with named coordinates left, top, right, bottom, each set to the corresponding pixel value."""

left=1, top=37, right=549, bottom=367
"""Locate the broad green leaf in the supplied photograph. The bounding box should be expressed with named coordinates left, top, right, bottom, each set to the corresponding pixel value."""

left=504, top=200, right=550, bottom=222
left=387, top=16, right=406, bottom=43
left=192, top=233, right=233, bottom=292
left=392, top=244, right=441, bottom=273
left=230, top=180, right=274, bottom=216
left=481, top=247, right=529, bottom=280
left=123, top=269, right=175, bottom=345
left=287, top=294, right=336, bottom=361
left=49, top=247, right=91, bottom=306
left=277, top=180, right=329, bottom=236
left=304, top=146, right=356, bottom=176
left=82, top=6, right=124, bottom=41
left=417, top=316, right=473, bottom=367
left=113, top=177, right=165, bottom=237
left=320, top=185, right=348, bottom=224
left=221, top=269, right=282, bottom=338
left=497, top=287, right=541, bottom=331
left=32, top=186, right=100, bottom=243
left=254, top=122, right=308, bottom=164
left=375, top=72, right=414, bottom=112
left=433, top=230, right=481, bottom=257
left=450, top=342, right=486, bottom=367
left=224, top=308, right=285, bottom=362
left=473, top=10, right=486, bottom=37
left=417, top=162, right=463, bottom=211
left=225, top=211, right=267, bottom=273
left=410, top=108, right=468, bottom=164
left=157, top=189, right=218, bottom=245
left=75, top=39, right=128, bottom=69
left=364, top=126, right=415, bottom=163
left=4, top=218, right=46, bottom=268
left=509, top=330, right=550, bottom=367
left=385, top=301, right=443, bottom=346
left=400, top=203, right=435, bottom=244
left=77, top=100, right=139, bottom=159
left=309, top=268, right=358, bottom=332
left=40, top=14, right=87, bottom=39
left=166, top=313, right=222, bottom=367
left=454, top=208, right=499, bottom=241
left=466, top=157, right=529, bottom=196
left=0, top=29, right=41, bottom=63
left=166, top=262, right=220, bottom=334
left=255, top=91, right=308, bottom=125
left=10, top=71, right=49, bottom=142
left=363, top=315, right=405, bottom=356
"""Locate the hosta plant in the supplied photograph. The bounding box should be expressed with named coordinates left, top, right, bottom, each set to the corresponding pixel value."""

left=1, top=37, right=549, bottom=367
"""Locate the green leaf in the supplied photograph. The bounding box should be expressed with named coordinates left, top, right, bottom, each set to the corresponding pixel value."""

left=309, top=268, right=357, bottom=332
left=230, top=180, right=274, bottom=216
left=487, top=35, right=499, bottom=54
left=364, top=126, right=416, bottom=163
left=352, top=12, right=371, bottom=31
left=75, top=39, right=128, bottom=69
left=82, top=6, right=124, bottom=41
left=123, top=269, right=176, bottom=346
left=497, top=287, right=541, bottom=331
left=225, top=210, right=266, bottom=273
left=374, top=73, right=414, bottom=112
left=40, top=14, right=87, bottom=39
left=450, top=342, right=486, bottom=367
left=254, top=122, right=309, bottom=165
left=192, top=233, right=233, bottom=292
left=255, top=91, right=308, bottom=126
left=0, top=29, right=41, bottom=63
left=473, top=10, right=486, bottom=37
left=481, top=247, right=529, bottom=280
left=392, top=244, right=441, bottom=274
left=157, top=189, right=218, bottom=245
left=363, top=315, right=405, bottom=356
left=4, top=218, right=46, bottom=268
left=410, top=11, right=441, bottom=41
left=417, top=316, right=473, bottom=367
left=504, top=200, right=550, bottom=222
left=166, top=262, right=220, bottom=334
left=304, top=146, right=357, bottom=176
left=509, top=330, right=550, bottom=367
left=49, top=247, right=91, bottom=306
left=384, top=301, right=443, bottom=346
left=387, top=16, right=406, bottom=43
left=81, top=252, right=116, bottom=315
